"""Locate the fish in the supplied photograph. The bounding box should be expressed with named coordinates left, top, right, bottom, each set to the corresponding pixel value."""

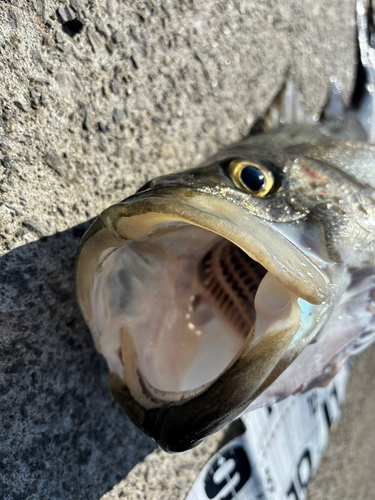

left=75, top=0, right=375, bottom=453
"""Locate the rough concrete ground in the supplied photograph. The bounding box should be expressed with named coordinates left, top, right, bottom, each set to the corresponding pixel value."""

left=0, top=0, right=366, bottom=499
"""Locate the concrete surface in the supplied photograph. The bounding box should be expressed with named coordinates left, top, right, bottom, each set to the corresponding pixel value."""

left=0, top=0, right=367, bottom=499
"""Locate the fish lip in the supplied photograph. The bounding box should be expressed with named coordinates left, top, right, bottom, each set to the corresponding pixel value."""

left=108, top=371, right=205, bottom=453
left=101, top=185, right=330, bottom=305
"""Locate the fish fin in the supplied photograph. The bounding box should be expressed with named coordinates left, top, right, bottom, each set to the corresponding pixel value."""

left=321, top=78, right=346, bottom=120
left=353, top=0, right=375, bottom=142
left=249, top=80, right=307, bottom=135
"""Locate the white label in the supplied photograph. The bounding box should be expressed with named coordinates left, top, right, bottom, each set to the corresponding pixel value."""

left=186, top=364, right=349, bottom=500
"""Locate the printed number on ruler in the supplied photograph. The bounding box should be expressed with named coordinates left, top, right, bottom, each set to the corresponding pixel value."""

left=204, top=446, right=252, bottom=500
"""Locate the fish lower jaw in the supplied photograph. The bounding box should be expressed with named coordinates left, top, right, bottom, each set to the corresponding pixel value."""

left=100, top=269, right=303, bottom=411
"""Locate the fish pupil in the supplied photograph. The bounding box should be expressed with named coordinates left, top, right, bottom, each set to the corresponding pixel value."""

left=240, top=165, right=265, bottom=192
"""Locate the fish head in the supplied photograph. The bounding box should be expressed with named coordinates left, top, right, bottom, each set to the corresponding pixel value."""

left=75, top=137, right=367, bottom=452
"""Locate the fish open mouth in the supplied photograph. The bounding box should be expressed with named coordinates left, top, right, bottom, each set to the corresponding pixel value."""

left=91, top=226, right=274, bottom=400
left=76, top=188, right=330, bottom=414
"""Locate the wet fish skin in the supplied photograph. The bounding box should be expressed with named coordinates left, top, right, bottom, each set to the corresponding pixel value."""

left=104, top=120, right=375, bottom=452
left=76, top=114, right=375, bottom=453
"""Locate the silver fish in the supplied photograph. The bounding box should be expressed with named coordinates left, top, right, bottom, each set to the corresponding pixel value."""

left=75, top=0, right=375, bottom=452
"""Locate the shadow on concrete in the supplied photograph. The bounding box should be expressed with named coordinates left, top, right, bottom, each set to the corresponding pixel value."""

left=0, top=223, right=156, bottom=500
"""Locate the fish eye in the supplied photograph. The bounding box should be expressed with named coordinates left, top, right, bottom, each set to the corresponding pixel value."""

left=228, top=159, right=275, bottom=197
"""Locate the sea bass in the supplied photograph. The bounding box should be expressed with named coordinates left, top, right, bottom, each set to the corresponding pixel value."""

left=75, top=1, right=375, bottom=452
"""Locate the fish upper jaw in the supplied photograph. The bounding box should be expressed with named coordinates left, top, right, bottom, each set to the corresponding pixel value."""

left=105, top=187, right=330, bottom=305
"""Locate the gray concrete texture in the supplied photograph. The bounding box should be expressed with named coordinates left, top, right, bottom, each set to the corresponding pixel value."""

left=0, top=0, right=370, bottom=499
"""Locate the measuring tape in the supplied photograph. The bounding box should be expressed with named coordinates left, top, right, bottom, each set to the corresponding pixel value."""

left=186, top=364, right=349, bottom=500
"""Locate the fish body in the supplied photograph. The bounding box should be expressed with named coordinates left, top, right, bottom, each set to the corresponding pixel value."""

left=75, top=1, right=375, bottom=452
